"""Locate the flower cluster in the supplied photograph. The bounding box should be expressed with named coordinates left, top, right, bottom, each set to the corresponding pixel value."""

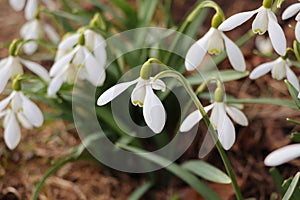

left=0, top=9, right=107, bottom=149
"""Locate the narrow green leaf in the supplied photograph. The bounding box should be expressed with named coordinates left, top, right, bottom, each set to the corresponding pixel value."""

left=283, top=172, right=300, bottom=200
left=225, top=97, right=297, bottom=110
left=187, top=70, right=249, bottom=85
left=181, top=160, right=231, bottom=184
left=116, top=143, right=221, bottom=200
left=290, top=132, right=300, bottom=142
left=269, top=167, right=284, bottom=195
left=137, top=0, right=159, bottom=26
left=45, top=10, right=90, bottom=24
left=127, top=182, right=153, bottom=200
left=285, top=80, right=300, bottom=110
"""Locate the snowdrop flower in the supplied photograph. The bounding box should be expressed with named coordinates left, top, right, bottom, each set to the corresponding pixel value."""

left=282, top=2, right=300, bottom=42
left=249, top=57, right=299, bottom=90
left=97, top=61, right=166, bottom=133
left=0, top=44, right=50, bottom=94
left=186, top=13, right=246, bottom=72
left=0, top=91, right=44, bottom=149
left=48, top=30, right=106, bottom=96
left=218, top=0, right=286, bottom=56
left=9, top=0, right=55, bottom=20
left=264, top=144, right=300, bottom=166
left=20, top=18, right=60, bottom=55
left=180, top=102, right=248, bottom=150
left=9, top=0, right=37, bottom=20
left=180, top=85, right=248, bottom=150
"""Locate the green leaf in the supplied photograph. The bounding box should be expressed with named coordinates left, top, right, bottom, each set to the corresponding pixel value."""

left=127, top=182, right=153, bottom=200
left=283, top=172, right=300, bottom=200
left=225, top=97, right=298, bottom=110
left=45, top=10, right=91, bottom=25
left=187, top=70, right=249, bottom=85
left=116, top=143, right=221, bottom=200
left=181, top=160, right=231, bottom=184
left=285, top=80, right=300, bottom=110
left=290, top=132, right=300, bottom=142
left=137, top=0, right=159, bottom=26
left=269, top=167, right=284, bottom=195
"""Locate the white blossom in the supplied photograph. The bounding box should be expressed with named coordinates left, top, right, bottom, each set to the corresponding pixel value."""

left=249, top=57, right=299, bottom=90
left=48, top=30, right=106, bottom=96
left=180, top=102, right=248, bottom=150
left=0, top=56, right=50, bottom=94
left=97, top=77, right=166, bottom=133
left=282, top=2, right=300, bottom=42
left=20, top=18, right=60, bottom=55
left=185, top=27, right=246, bottom=71
left=0, top=91, right=44, bottom=149
left=219, top=6, right=286, bottom=56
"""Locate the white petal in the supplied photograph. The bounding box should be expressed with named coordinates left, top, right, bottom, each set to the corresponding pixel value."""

left=150, top=78, right=166, bottom=91
left=207, top=28, right=224, bottom=55
left=267, top=11, right=287, bottom=56
left=9, top=0, right=26, bottom=11
left=143, top=85, right=166, bottom=133
left=20, top=59, right=50, bottom=81
left=50, top=47, right=78, bottom=76
left=180, top=110, right=202, bottom=132
left=23, top=42, right=38, bottom=55
left=217, top=114, right=236, bottom=150
left=282, top=3, right=300, bottom=20
left=43, top=24, right=60, bottom=43
left=180, top=104, right=214, bottom=132
left=11, top=92, right=22, bottom=112
left=271, top=59, right=286, bottom=80
left=184, top=28, right=214, bottom=71
left=222, top=33, right=246, bottom=71
left=252, top=8, right=268, bottom=34
left=58, top=33, right=79, bottom=50
left=225, top=105, right=248, bottom=126
left=0, top=59, right=12, bottom=94
left=20, top=93, right=44, bottom=127
left=249, top=60, right=275, bottom=79
left=264, top=144, right=300, bottom=166
left=296, top=22, right=300, bottom=43
left=218, top=9, right=259, bottom=31
left=131, top=79, right=147, bottom=107
left=0, top=93, right=14, bottom=113
left=4, top=111, right=21, bottom=150
left=93, top=34, right=107, bottom=67
left=25, top=0, right=38, bottom=20
left=83, top=47, right=106, bottom=86
left=97, top=78, right=139, bottom=106
left=286, top=66, right=300, bottom=90
left=17, top=112, right=33, bottom=129
left=47, top=73, right=64, bottom=96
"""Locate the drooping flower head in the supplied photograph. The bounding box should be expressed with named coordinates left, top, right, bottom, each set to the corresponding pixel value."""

left=0, top=76, right=44, bottom=149
left=180, top=83, right=248, bottom=150
left=97, top=59, right=167, bottom=133
left=0, top=40, right=50, bottom=94
left=20, top=11, right=59, bottom=55
left=218, top=0, right=287, bottom=56
left=282, top=2, right=300, bottom=42
left=185, top=3, right=246, bottom=72
left=249, top=57, right=299, bottom=91
left=47, top=29, right=107, bottom=96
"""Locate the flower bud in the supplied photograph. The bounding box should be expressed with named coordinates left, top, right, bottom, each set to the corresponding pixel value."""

left=211, top=13, right=224, bottom=28
left=9, top=39, right=20, bottom=57
left=214, top=86, right=224, bottom=102
left=263, top=0, right=273, bottom=8
left=78, top=33, right=85, bottom=46
left=140, top=62, right=151, bottom=80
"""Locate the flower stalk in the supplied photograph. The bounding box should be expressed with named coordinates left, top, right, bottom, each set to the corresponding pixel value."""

left=153, top=70, right=243, bottom=200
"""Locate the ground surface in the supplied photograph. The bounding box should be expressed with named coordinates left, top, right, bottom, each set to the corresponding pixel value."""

left=0, top=0, right=300, bottom=200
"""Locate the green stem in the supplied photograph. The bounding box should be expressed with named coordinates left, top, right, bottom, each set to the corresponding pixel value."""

left=153, top=70, right=243, bottom=200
